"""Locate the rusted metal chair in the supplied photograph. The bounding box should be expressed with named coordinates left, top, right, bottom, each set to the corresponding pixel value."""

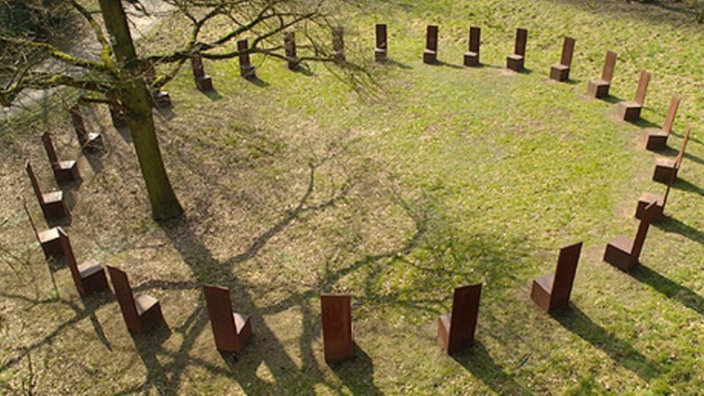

left=645, top=96, right=681, bottom=151
left=636, top=151, right=679, bottom=222
left=25, top=161, right=70, bottom=223
left=321, top=294, right=354, bottom=363
left=203, top=285, right=253, bottom=353
left=41, top=132, right=80, bottom=185
left=438, top=283, right=482, bottom=355
left=617, top=70, right=651, bottom=121
left=423, top=25, right=439, bottom=64
left=237, top=39, right=256, bottom=79
left=191, top=54, right=214, bottom=92
left=531, top=242, right=582, bottom=313
left=374, top=24, right=388, bottom=63
left=69, top=104, right=103, bottom=153
left=23, top=201, right=67, bottom=260
left=604, top=202, right=657, bottom=271
left=549, top=36, right=576, bottom=82
left=653, top=125, right=691, bottom=183
left=507, top=28, right=528, bottom=72
left=587, top=50, right=617, bottom=98
left=61, top=229, right=108, bottom=297
left=107, top=266, right=164, bottom=333
left=332, top=27, right=345, bottom=63
left=464, top=26, right=481, bottom=67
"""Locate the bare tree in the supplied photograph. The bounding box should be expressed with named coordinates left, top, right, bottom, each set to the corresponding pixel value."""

left=0, top=0, right=341, bottom=220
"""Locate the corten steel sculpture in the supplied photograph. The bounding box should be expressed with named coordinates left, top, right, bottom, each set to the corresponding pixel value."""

left=645, top=96, right=681, bottom=151
left=531, top=242, right=582, bottom=314
left=61, top=229, right=108, bottom=297
left=203, top=285, right=253, bottom=353
left=617, top=70, right=651, bottom=121
left=438, top=283, right=482, bottom=355
left=284, top=32, right=300, bottom=70
left=321, top=294, right=354, bottom=363
left=332, top=27, right=345, bottom=63
left=191, top=54, right=214, bottom=92
left=25, top=161, right=70, bottom=223
left=423, top=25, right=439, bottom=64
left=635, top=162, right=676, bottom=222
left=506, top=28, right=528, bottom=72
left=69, top=104, right=103, bottom=153
left=23, top=202, right=67, bottom=260
left=144, top=63, right=171, bottom=109
left=106, top=91, right=127, bottom=130
left=41, top=133, right=80, bottom=185
left=237, top=40, right=256, bottom=79
left=587, top=50, right=617, bottom=98
left=107, top=266, right=164, bottom=333
left=463, top=27, right=481, bottom=67
left=652, top=125, right=691, bottom=183
left=374, top=24, right=388, bottom=63
left=549, top=36, right=576, bottom=82
left=603, top=201, right=658, bottom=271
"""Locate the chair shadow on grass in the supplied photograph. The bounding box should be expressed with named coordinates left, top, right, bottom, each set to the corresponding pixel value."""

left=655, top=215, right=704, bottom=245
left=683, top=152, right=704, bottom=166
left=553, top=306, right=661, bottom=381
left=328, top=345, right=383, bottom=395
left=627, top=116, right=660, bottom=129
left=630, top=265, right=704, bottom=316
left=246, top=76, right=270, bottom=88
left=129, top=323, right=174, bottom=396
left=202, top=89, right=222, bottom=101
left=600, top=94, right=623, bottom=104
left=452, top=341, right=529, bottom=395
left=670, top=178, right=704, bottom=196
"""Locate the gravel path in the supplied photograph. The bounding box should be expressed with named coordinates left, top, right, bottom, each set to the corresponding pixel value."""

left=1, top=0, right=173, bottom=119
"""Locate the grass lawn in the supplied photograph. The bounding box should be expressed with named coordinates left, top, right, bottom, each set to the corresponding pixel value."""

left=1, top=0, right=703, bottom=394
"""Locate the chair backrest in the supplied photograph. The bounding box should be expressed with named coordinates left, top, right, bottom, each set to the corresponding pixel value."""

left=375, top=24, right=387, bottom=50
left=675, top=125, right=692, bottom=170
left=550, top=242, right=582, bottom=301
left=426, top=25, right=438, bottom=51
left=448, top=283, right=482, bottom=352
left=321, top=294, right=353, bottom=361
left=237, top=39, right=251, bottom=64
left=284, top=32, right=297, bottom=58
left=25, top=161, right=45, bottom=205
left=468, top=26, right=481, bottom=53
left=601, top=50, right=617, bottom=82
left=662, top=96, right=681, bottom=135
left=634, top=70, right=651, bottom=105
left=41, top=133, right=59, bottom=165
left=560, top=37, right=576, bottom=67
left=203, top=285, right=239, bottom=349
left=631, top=201, right=657, bottom=261
left=332, top=27, right=344, bottom=53
left=514, top=28, right=528, bottom=56
left=59, top=228, right=85, bottom=294
left=69, top=104, right=88, bottom=146
left=107, top=266, right=140, bottom=325
left=191, top=54, right=205, bottom=79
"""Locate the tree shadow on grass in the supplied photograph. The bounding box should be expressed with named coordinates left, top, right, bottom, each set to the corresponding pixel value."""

left=630, top=265, right=704, bottom=316
left=451, top=341, right=530, bottom=395
left=129, top=324, right=174, bottom=396
left=0, top=291, right=114, bottom=373
left=553, top=306, right=661, bottom=381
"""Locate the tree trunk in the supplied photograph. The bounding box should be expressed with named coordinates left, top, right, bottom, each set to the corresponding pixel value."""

left=97, top=0, right=183, bottom=220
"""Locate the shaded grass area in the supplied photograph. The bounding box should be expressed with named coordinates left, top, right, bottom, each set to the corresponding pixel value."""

left=1, top=0, right=704, bottom=394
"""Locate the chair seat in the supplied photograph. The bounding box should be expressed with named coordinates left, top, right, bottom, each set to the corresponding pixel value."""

left=552, top=64, right=569, bottom=71
left=43, top=190, right=64, bottom=203
left=608, top=235, right=633, bottom=254
left=508, top=54, right=524, bottom=61
left=56, top=160, right=76, bottom=169
left=38, top=227, right=60, bottom=242
left=135, top=293, right=159, bottom=315
left=79, top=258, right=103, bottom=277
left=591, top=79, right=609, bottom=86
left=644, top=128, right=667, bottom=138
left=534, top=273, right=554, bottom=293
left=655, top=158, right=675, bottom=168
left=233, top=312, right=250, bottom=334
left=639, top=192, right=663, bottom=206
